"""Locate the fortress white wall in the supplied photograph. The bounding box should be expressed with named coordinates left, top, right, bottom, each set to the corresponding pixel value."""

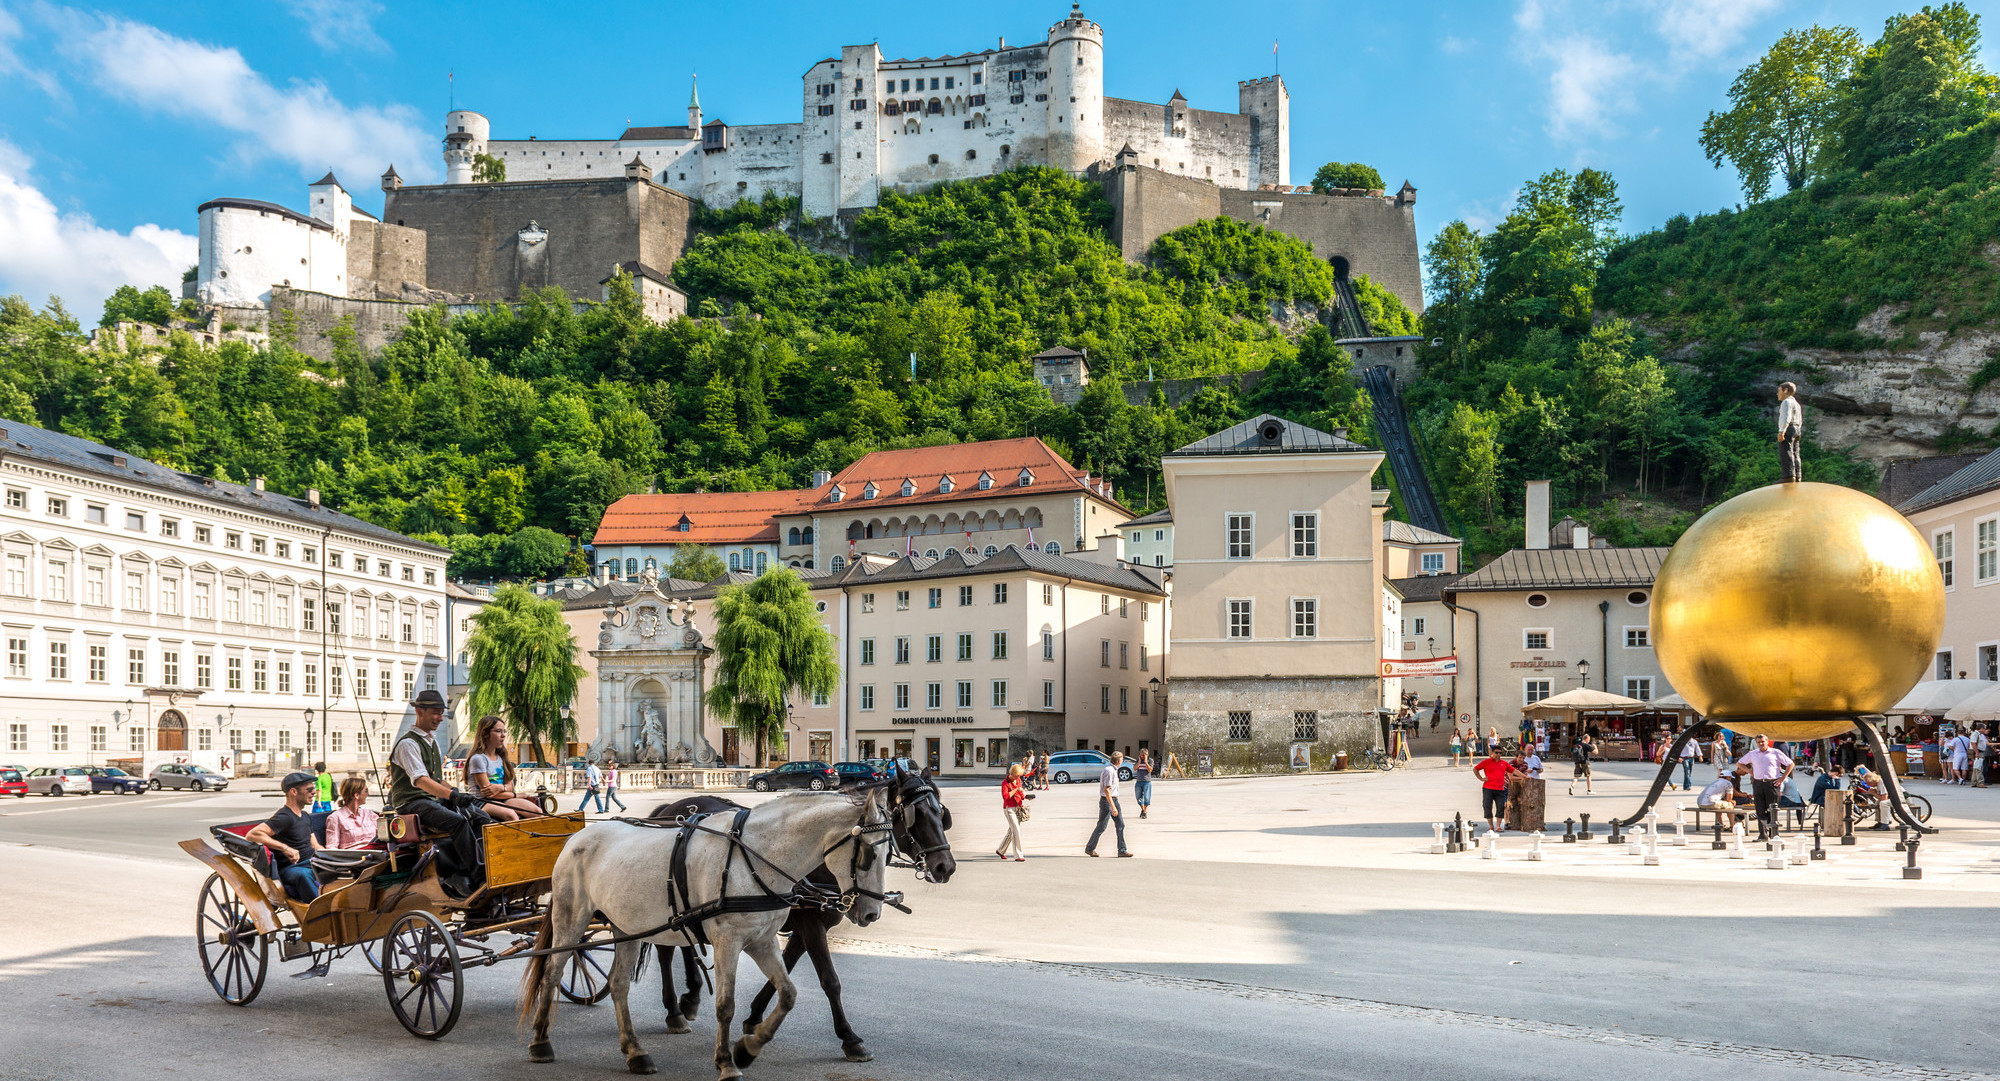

left=198, top=207, right=345, bottom=308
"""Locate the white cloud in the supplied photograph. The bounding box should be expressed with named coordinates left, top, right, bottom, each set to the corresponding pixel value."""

left=283, top=0, right=389, bottom=54
left=59, top=12, right=432, bottom=184
left=1542, top=35, right=1636, bottom=140
left=0, top=139, right=195, bottom=313
left=0, top=6, right=59, bottom=96
left=1650, top=0, right=1782, bottom=63
left=1440, top=35, right=1474, bottom=56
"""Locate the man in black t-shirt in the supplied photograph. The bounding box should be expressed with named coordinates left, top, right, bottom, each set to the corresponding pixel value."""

left=247, top=771, right=321, bottom=902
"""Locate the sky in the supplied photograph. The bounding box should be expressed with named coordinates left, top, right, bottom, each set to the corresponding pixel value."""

left=0, top=0, right=1990, bottom=320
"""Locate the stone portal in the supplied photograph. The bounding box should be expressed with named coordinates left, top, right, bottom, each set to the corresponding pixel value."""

left=589, top=577, right=717, bottom=765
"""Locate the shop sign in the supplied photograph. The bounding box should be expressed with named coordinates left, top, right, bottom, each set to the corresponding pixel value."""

left=1509, top=659, right=1568, bottom=669
left=889, top=715, right=976, bottom=726
left=1381, top=656, right=1458, bottom=678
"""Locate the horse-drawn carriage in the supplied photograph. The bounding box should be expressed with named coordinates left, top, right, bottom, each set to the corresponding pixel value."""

left=181, top=808, right=615, bottom=1039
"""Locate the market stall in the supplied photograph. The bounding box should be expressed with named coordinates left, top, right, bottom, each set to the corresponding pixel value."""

left=1521, top=688, right=1649, bottom=759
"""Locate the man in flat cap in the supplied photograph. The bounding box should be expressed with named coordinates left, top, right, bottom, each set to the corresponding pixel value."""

left=387, top=689, right=492, bottom=898
left=247, top=770, right=323, bottom=902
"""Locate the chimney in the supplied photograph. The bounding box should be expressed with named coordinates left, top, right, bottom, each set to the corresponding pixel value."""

left=811, top=469, right=832, bottom=488
left=1074, top=532, right=1126, bottom=568
left=253, top=476, right=266, bottom=493
left=306, top=488, right=321, bottom=508
left=1525, top=480, right=1550, bottom=550
left=1572, top=524, right=1590, bottom=550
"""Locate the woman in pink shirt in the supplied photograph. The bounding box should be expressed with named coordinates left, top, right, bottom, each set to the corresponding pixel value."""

left=323, top=776, right=380, bottom=849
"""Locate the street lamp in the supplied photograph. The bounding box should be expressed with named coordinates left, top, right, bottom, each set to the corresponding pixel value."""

left=303, top=707, right=316, bottom=762
left=1578, top=658, right=1592, bottom=689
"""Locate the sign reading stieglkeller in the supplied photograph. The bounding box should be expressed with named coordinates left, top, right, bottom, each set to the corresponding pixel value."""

left=1380, top=656, right=1459, bottom=678
left=889, top=715, right=977, bottom=726
left=1507, top=659, right=1569, bottom=669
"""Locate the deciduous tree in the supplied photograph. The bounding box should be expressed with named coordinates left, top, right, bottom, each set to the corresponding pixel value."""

left=466, top=585, right=586, bottom=766
left=1699, top=25, right=1863, bottom=200
left=704, top=570, right=839, bottom=767
left=1310, top=162, right=1385, bottom=192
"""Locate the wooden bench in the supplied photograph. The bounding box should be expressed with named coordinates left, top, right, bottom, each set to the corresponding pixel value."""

left=1687, top=801, right=1813, bottom=834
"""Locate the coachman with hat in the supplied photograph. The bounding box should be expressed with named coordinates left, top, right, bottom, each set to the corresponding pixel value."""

left=388, top=689, right=492, bottom=898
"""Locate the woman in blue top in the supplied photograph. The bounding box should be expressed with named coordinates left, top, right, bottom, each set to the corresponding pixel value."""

left=466, top=714, right=544, bottom=821
left=1133, top=751, right=1154, bottom=818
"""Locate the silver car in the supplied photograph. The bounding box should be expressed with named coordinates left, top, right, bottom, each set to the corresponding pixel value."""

left=1046, top=750, right=1134, bottom=785
left=25, top=766, right=94, bottom=796
left=147, top=763, right=230, bottom=791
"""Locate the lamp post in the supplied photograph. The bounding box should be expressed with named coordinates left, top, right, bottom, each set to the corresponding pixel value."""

left=303, top=707, right=316, bottom=763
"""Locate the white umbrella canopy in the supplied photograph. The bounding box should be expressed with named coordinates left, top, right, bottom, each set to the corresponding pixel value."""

left=1943, top=684, right=2000, bottom=723
left=1890, top=679, right=2000, bottom=716
left=1521, top=687, right=1647, bottom=714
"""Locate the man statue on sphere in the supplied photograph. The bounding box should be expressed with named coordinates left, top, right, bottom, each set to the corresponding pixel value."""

left=1776, top=382, right=1803, bottom=483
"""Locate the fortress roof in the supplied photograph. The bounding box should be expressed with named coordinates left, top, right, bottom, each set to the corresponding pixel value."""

left=311, top=171, right=344, bottom=189
left=196, top=197, right=330, bottom=231
left=618, top=125, right=696, bottom=141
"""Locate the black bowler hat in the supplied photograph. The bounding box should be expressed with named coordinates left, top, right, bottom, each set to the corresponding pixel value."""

left=412, top=689, right=447, bottom=709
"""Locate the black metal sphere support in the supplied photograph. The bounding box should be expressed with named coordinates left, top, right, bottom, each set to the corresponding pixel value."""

left=1854, top=715, right=1939, bottom=834
left=1612, top=722, right=1702, bottom=829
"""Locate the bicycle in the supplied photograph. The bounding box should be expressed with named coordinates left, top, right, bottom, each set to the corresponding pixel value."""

left=1846, top=787, right=1931, bottom=827
left=1357, top=747, right=1397, bottom=772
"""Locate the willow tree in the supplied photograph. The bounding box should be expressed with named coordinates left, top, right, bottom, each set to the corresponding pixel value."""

left=466, top=584, right=586, bottom=766
left=705, top=569, right=839, bottom=766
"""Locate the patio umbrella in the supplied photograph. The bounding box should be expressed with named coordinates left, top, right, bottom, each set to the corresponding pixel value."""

left=1944, top=684, right=2000, bottom=723
left=1890, top=679, right=2000, bottom=716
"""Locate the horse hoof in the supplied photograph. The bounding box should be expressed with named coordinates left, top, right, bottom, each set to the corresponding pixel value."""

left=626, top=1054, right=656, bottom=1075
left=528, top=1041, right=555, bottom=1064
left=732, top=1038, right=758, bottom=1069
left=665, top=1017, right=691, bottom=1035
left=843, top=1041, right=873, bottom=1063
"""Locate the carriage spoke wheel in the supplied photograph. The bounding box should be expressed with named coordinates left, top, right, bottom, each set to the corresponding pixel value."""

left=196, top=873, right=268, bottom=1006
left=558, top=927, right=617, bottom=1005
left=358, top=935, right=385, bottom=973
left=382, top=911, right=463, bottom=1039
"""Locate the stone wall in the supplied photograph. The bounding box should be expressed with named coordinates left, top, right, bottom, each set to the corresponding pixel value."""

left=1103, top=98, right=1259, bottom=188
left=1120, top=369, right=1266, bottom=407
left=1164, top=675, right=1379, bottom=774
left=1099, top=161, right=1221, bottom=260
left=346, top=218, right=428, bottom=301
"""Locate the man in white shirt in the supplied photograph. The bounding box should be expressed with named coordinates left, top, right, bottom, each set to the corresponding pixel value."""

left=387, top=689, right=492, bottom=898
left=1697, top=768, right=1749, bottom=824
left=1085, top=751, right=1131, bottom=857
left=1776, top=382, right=1803, bottom=482
left=1972, top=724, right=1990, bottom=788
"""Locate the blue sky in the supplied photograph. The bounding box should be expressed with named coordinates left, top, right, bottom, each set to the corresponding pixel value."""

left=0, top=0, right=1988, bottom=318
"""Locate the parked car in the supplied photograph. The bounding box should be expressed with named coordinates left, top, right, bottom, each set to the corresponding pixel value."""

left=746, top=761, right=839, bottom=792
left=1046, top=750, right=1133, bottom=785
left=85, top=766, right=146, bottom=794
left=833, top=761, right=887, bottom=786
left=146, top=763, right=230, bottom=791
left=0, top=767, right=24, bottom=798
left=867, top=756, right=924, bottom=777
left=25, top=766, right=94, bottom=796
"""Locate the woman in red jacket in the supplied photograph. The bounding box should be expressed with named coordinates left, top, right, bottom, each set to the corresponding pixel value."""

left=997, top=764, right=1027, bottom=861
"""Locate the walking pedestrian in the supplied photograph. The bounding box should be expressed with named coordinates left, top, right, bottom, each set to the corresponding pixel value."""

left=1085, top=751, right=1131, bottom=857
left=997, top=764, right=1027, bottom=861
left=1448, top=729, right=1465, bottom=766
left=1711, top=731, right=1731, bottom=778
left=1677, top=738, right=1701, bottom=792
left=600, top=756, right=628, bottom=812
left=1972, top=724, right=1990, bottom=788
left=1473, top=746, right=1516, bottom=833
left=311, top=761, right=334, bottom=814
left=1568, top=731, right=1596, bottom=796
left=1134, top=751, right=1154, bottom=818
left=1737, top=734, right=1794, bottom=841
left=577, top=758, right=605, bottom=814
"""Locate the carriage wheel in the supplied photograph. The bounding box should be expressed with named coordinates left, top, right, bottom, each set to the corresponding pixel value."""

left=196, top=872, right=268, bottom=1006
left=383, top=911, right=463, bottom=1039
left=558, top=927, right=617, bottom=1004
left=358, top=935, right=384, bottom=974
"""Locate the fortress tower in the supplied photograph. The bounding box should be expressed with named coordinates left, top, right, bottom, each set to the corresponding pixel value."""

left=443, top=109, right=490, bottom=184
left=1238, top=76, right=1288, bottom=189
left=1045, top=4, right=1105, bottom=173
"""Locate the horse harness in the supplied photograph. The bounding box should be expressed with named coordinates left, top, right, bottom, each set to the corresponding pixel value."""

left=661, top=802, right=901, bottom=947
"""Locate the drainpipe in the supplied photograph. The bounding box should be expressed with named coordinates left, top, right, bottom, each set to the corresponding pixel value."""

left=1442, top=595, right=1479, bottom=730
left=1599, top=600, right=1611, bottom=698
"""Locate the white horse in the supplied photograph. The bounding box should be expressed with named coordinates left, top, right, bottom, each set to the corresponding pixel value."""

left=521, top=789, right=892, bottom=1078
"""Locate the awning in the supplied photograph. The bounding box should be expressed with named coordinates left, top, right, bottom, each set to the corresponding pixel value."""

left=1890, top=678, right=2000, bottom=716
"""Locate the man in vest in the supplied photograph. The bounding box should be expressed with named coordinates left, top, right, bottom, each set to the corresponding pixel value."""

left=388, top=689, right=492, bottom=898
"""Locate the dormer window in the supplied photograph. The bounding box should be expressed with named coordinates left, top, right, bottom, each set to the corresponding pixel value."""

left=676, top=514, right=692, bottom=533
left=939, top=476, right=955, bottom=494
left=829, top=485, right=845, bottom=503
left=900, top=479, right=915, bottom=497
left=977, top=472, right=994, bottom=490
left=862, top=482, right=878, bottom=500
left=1018, top=468, right=1034, bottom=487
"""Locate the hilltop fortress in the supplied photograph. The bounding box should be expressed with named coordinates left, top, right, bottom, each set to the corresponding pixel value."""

left=191, top=6, right=1422, bottom=357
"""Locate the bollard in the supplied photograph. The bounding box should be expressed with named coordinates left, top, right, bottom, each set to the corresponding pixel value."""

left=1811, top=823, right=1826, bottom=861
left=1607, top=817, right=1623, bottom=845
left=1578, top=813, right=1593, bottom=840
left=1430, top=822, right=1448, bottom=855
left=1528, top=831, right=1545, bottom=862
left=1711, top=818, right=1727, bottom=851
left=1729, top=822, right=1747, bottom=859
left=1562, top=817, right=1577, bottom=843
left=1643, top=823, right=1661, bottom=866
left=1482, top=829, right=1499, bottom=860
left=1903, top=835, right=1923, bottom=880
left=1791, top=836, right=1810, bottom=866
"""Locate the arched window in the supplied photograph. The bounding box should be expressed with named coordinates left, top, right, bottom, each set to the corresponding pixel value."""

left=643, top=557, right=657, bottom=572
left=625, top=558, right=638, bottom=576
left=1044, top=542, right=1061, bottom=555
left=983, top=545, right=998, bottom=557
left=924, top=548, right=939, bottom=560
left=789, top=560, right=800, bottom=568
left=800, top=527, right=813, bottom=544
left=787, top=527, right=801, bottom=545
left=755, top=552, right=767, bottom=573
left=804, top=559, right=814, bottom=569
left=831, top=556, right=846, bottom=572
left=965, top=546, right=978, bottom=558
left=729, top=552, right=741, bottom=571
left=602, top=561, right=618, bottom=579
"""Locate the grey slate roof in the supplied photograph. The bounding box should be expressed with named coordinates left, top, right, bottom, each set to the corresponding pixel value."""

left=1449, top=547, right=1668, bottom=592
left=1896, top=447, right=2000, bottom=514
left=1125, top=506, right=1172, bottom=526
left=837, top=544, right=1167, bottom=596
left=0, top=417, right=445, bottom=553
left=196, top=197, right=330, bottom=231
left=1166, top=414, right=1372, bottom=457
left=1384, top=520, right=1459, bottom=545
left=558, top=576, right=714, bottom=610
left=1387, top=572, right=1462, bottom=603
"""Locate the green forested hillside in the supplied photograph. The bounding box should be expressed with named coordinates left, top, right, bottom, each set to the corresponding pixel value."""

left=0, top=168, right=1396, bottom=577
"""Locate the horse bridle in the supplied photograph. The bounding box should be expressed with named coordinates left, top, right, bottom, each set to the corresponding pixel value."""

left=815, top=792, right=903, bottom=914
left=885, top=775, right=953, bottom=882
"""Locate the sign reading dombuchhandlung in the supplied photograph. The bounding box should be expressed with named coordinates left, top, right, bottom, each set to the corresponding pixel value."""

left=1380, top=656, right=1458, bottom=678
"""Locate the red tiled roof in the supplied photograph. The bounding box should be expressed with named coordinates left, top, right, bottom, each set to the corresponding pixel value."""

left=594, top=490, right=813, bottom=545
left=810, top=437, right=1127, bottom=514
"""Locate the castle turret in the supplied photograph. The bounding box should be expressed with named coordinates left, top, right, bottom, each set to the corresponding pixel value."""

left=443, top=109, right=490, bottom=185
left=308, top=170, right=352, bottom=233
left=688, top=75, right=702, bottom=131
left=1045, top=3, right=1105, bottom=173
left=624, top=154, right=652, bottom=182
left=1237, top=76, right=1289, bottom=189
left=381, top=164, right=402, bottom=192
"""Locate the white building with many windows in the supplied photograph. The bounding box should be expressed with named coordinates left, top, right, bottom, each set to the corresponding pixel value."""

left=0, top=420, right=451, bottom=773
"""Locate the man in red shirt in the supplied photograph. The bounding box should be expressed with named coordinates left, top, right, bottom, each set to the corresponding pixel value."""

left=1472, top=746, right=1518, bottom=833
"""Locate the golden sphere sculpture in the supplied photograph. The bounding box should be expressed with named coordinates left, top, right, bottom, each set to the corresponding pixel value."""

left=1651, top=482, right=1944, bottom=741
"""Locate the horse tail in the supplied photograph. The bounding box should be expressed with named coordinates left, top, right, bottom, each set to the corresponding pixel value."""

left=517, top=905, right=555, bottom=1028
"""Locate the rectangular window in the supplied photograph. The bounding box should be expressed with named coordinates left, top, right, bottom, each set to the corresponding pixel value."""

left=1141, top=602, right=1150, bottom=622
left=1119, top=641, right=1129, bottom=668
left=957, top=633, right=973, bottom=661
left=6, top=637, right=25, bottom=677
left=1226, top=513, right=1253, bottom=559
left=991, top=631, right=1008, bottom=660
left=1042, top=680, right=1055, bottom=709
left=192, top=582, right=210, bottom=618
left=50, top=641, right=69, bottom=679
left=125, top=572, right=146, bottom=610
left=425, top=665, right=436, bottom=689
left=196, top=653, right=211, bottom=688
left=1119, top=687, right=1129, bottom=713
left=226, top=656, right=242, bottom=690
left=1100, top=640, right=1111, bottom=667
left=198, top=728, right=212, bottom=751
left=127, top=648, right=144, bottom=684
left=1101, top=595, right=1109, bottom=614
left=926, top=682, right=942, bottom=709
left=860, top=685, right=875, bottom=710
left=160, top=578, right=179, bottom=614
left=1291, top=512, right=1318, bottom=557
left=51, top=724, right=68, bottom=752
left=1937, top=530, right=1955, bottom=587
left=1524, top=679, right=1552, bottom=706
left=87, top=643, right=107, bottom=682
left=894, top=684, right=910, bottom=710
left=90, top=725, right=106, bottom=752
left=1421, top=552, right=1446, bottom=574
left=896, top=590, right=910, bottom=610
left=302, top=598, right=316, bottom=631
left=48, top=496, right=68, bottom=517
left=302, top=546, right=316, bottom=563
left=252, top=658, right=267, bottom=692
left=1228, top=599, right=1253, bottom=639
left=306, top=662, right=320, bottom=696
left=1228, top=711, right=1251, bottom=741
left=926, top=634, right=942, bottom=662
left=85, top=566, right=106, bottom=606
left=251, top=536, right=266, bottom=555
left=861, top=593, right=875, bottom=613
left=421, top=613, right=435, bottom=644
left=958, top=585, right=973, bottom=606
left=326, top=730, right=337, bottom=753
left=1042, top=583, right=1053, bottom=605
left=7, top=723, right=23, bottom=751
left=895, top=637, right=910, bottom=664
left=162, top=651, right=178, bottom=685
left=195, top=525, right=211, bottom=544
left=249, top=591, right=265, bottom=625
left=1041, top=631, right=1054, bottom=661
left=992, top=680, right=1008, bottom=708
left=1525, top=630, right=1550, bottom=651
left=327, top=602, right=341, bottom=635
left=860, top=638, right=876, bottom=665
left=276, top=541, right=290, bottom=560
left=401, top=614, right=414, bottom=643
left=1625, top=627, right=1650, bottom=648
left=1937, top=651, right=1953, bottom=680
left=402, top=669, right=414, bottom=699
left=1413, top=617, right=1427, bottom=636
left=354, top=665, right=367, bottom=697
left=1293, top=710, right=1318, bottom=741
left=1979, top=519, right=1999, bottom=583
left=223, top=586, right=240, bottom=622
left=1100, top=685, right=1111, bottom=713
left=85, top=504, right=106, bottom=525
left=225, top=532, right=240, bottom=550
left=2, top=488, right=20, bottom=509
left=1292, top=599, right=1318, bottom=638
left=46, top=560, right=67, bottom=602
left=929, top=588, right=943, bottom=609
left=1140, top=644, right=1149, bottom=671
left=993, top=583, right=1008, bottom=604
left=277, top=660, right=291, bottom=694
left=1140, top=688, right=1150, bottom=715
left=228, top=729, right=241, bottom=750
left=129, top=726, right=144, bottom=752
left=253, top=729, right=267, bottom=752
left=3, top=553, right=22, bottom=596
left=957, top=680, right=974, bottom=708
left=1625, top=677, right=1653, bottom=701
